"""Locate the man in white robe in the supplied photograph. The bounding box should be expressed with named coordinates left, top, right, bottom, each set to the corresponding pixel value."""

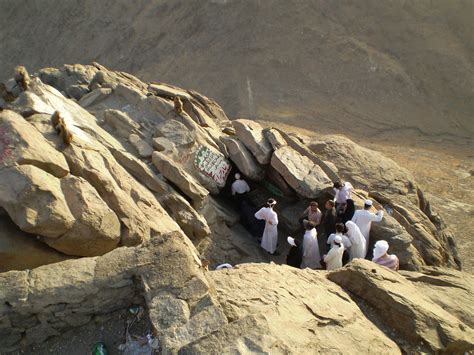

left=351, top=199, right=384, bottom=255
left=255, top=198, right=278, bottom=254
left=301, top=221, right=321, bottom=269
left=334, top=180, right=353, bottom=209
left=324, top=235, right=344, bottom=270
left=345, top=221, right=366, bottom=260
left=231, top=173, right=250, bottom=196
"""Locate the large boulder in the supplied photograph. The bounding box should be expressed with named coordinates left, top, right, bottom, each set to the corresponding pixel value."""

left=65, top=146, right=179, bottom=247
left=271, top=145, right=332, bottom=198
left=43, top=176, right=121, bottom=256
left=194, top=263, right=400, bottom=354
left=309, top=135, right=416, bottom=195
left=154, top=119, right=196, bottom=148
left=328, top=259, right=474, bottom=354
left=0, top=165, right=75, bottom=237
left=221, top=136, right=264, bottom=181
left=0, top=110, right=69, bottom=178
left=152, top=151, right=209, bottom=205
left=233, top=119, right=273, bottom=164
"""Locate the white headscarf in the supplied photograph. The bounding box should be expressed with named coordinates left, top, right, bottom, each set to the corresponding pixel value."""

left=287, top=236, right=297, bottom=247
left=267, top=198, right=277, bottom=207
left=216, top=263, right=233, bottom=270
left=373, top=240, right=389, bottom=261
left=345, top=221, right=364, bottom=245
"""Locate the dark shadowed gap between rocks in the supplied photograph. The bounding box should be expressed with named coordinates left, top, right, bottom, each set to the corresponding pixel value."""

left=212, top=164, right=337, bottom=266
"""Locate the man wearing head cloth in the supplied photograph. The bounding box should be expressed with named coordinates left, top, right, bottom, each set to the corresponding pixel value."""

left=351, top=199, right=384, bottom=256
left=254, top=198, right=279, bottom=254
left=372, top=240, right=399, bottom=271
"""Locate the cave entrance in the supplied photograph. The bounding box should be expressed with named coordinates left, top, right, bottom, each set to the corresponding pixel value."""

left=208, top=165, right=334, bottom=268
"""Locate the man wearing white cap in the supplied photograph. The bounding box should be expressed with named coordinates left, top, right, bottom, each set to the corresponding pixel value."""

left=231, top=173, right=250, bottom=197
left=255, top=198, right=279, bottom=254
left=372, top=240, right=399, bottom=271
left=323, top=235, right=345, bottom=270
left=351, top=199, right=384, bottom=255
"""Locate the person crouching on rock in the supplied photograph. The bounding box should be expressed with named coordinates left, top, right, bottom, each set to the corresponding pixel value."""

left=255, top=198, right=279, bottom=255
left=323, top=235, right=345, bottom=270
left=286, top=237, right=303, bottom=268
left=372, top=240, right=399, bottom=271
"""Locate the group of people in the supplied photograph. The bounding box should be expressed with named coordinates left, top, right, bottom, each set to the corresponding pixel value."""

left=231, top=175, right=399, bottom=272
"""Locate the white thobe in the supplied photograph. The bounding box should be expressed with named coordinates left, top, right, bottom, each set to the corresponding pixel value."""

left=334, top=182, right=353, bottom=204
left=231, top=179, right=250, bottom=195
left=255, top=207, right=278, bottom=254
left=327, top=233, right=352, bottom=250
left=352, top=209, right=384, bottom=256
left=345, top=222, right=367, bottom=259
left=301, top=228, right=321, bottom=269
left=324, top=244, right=344, bottom=270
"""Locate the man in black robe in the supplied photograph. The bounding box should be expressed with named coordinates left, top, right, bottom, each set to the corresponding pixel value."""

left=286, top=237, right=303, bottom=268
left=320, top=200, right=337, bottom=255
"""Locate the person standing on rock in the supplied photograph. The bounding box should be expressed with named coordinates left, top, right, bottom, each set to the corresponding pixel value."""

left=255, top=198, right=279, bottom=255
left=327, top=223, right=351, bottom=264
left=323, top=235, right=345, bottom=270
left=351, top=199, right=384, bottom=255
left=231, top=173, right=250, bottom=202
left=333, top=180, right=353, bottom=211
left=301, top=220, right=321, bottom=269
left=300, top=201, right=322, bottom=227
left=286, top=237, right=303, bottom=268
left=345, top=221, right=366, bottom=260
left=372, top=240, right=399, bottom=271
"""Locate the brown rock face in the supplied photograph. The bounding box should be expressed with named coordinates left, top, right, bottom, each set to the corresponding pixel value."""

left=233, top=119, right=273, bottom=165
left=0, top=215, right=70, bottom=272
left=328, top=259, right=474, bottom=354
left=0, top=110, right=69, bottom=177
left=271, top=145, right=332, bottom=198
left=202, top=263, right=401, bottom=354
left=0, top=165, right=75, bottom=237
left=43, top=175, right=121, bottom=256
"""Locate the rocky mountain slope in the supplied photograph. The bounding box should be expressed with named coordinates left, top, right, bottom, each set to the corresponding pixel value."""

left=0, top=0, right=473, bottom=146
left=0, top=64, right=472, bottom=353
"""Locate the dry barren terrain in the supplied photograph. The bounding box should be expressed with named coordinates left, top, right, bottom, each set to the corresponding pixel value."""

left=0, top=0, right=472, bottom=269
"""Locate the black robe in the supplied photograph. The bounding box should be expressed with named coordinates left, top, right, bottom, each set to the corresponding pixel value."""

left=286, top=243, right=303, bottom=268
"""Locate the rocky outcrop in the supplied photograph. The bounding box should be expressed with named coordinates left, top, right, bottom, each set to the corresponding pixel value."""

left=309, top=134, right=416, bottom=195
left=271, top=145, right=332, bottom=198
left=43, top=175, right=121, bottom=256
left=0, top=63, right=462, bottom=278
left=0, top=110, right=69, bottom=177
left=202, top=263, right=400, bottom=354
left=152, top=151, right=209, bottom=205
left=233, top=119, right=273, bottom=164
left=221, top=136, right=264, bottom=180
left=0, top=215, right=70, bottom=273
left=0, top=165, right=75, bottom=238
left=328, top=260, right=474, bottom=354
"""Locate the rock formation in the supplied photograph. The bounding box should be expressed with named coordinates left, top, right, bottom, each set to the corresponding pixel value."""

left=0, top=63, right=471, bottom=353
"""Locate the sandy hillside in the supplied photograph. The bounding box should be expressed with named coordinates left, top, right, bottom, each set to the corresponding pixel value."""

left=0, top=0, right=473, bottom=145
left=0, top=0, right=473, bottom=270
